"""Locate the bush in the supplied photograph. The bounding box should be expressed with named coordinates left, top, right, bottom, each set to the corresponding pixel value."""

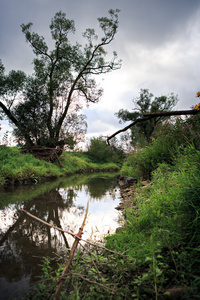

left=87, top=137, right=124, bottom=164
left=121, top=113, right=200, bottom=180
left=106, top=145, right=200, bottom=298
left=152, top=113, right=200, bottom=151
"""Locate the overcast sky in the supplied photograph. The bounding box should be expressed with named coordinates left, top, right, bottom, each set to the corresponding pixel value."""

left=1, top=0, right=200, bottom=143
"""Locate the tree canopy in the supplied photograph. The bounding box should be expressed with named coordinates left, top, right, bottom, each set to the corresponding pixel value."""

left=0, top=9, right=121, bottom=148
left=113, top=89, right=178, bottom=147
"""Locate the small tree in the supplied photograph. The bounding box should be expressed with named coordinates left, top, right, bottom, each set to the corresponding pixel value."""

left=116, top=89, right=178, bottom=148
left=0, top=10, right=121, bottom=148
left=87, top=137, right=124, bottom=163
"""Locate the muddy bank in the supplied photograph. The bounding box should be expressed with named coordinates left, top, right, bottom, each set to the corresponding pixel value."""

left=115, top=176, right=152, bottom=212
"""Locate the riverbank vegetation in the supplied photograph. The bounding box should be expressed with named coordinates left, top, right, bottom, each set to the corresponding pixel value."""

left=23, top=112, right=200, bottom=299
left=0, top=141, right=123, bottom=187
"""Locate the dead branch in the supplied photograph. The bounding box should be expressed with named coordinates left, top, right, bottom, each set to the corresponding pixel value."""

left=21, top=208, right=77, bottom=238
left=107, top=115, right=155, bottom=144
left=21, top=208, right=127, bottom=257
left=65, top=272, right=116, bottom=294
left=53, top=200, right=89, bottom=300
left=142, top=109, right=198, bottom=118
left=36, top=271, right=116, bottom=295
left=20, top=207, right=133, bottom=298
left=107, top=109, right=199, bottom=144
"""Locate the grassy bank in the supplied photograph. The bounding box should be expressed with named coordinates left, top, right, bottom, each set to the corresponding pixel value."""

left=105, top=144, right=200, bottom=298
left=27, top=114, right=200, bottom=299
left=0, top=146, right=120, bottom=186
left=27, top=145, right=200, bottom=299
left=5, top=113, right=200, bottom=299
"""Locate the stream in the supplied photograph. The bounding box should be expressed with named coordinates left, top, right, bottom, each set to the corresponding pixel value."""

left=0, top=172, right=122, bottom=299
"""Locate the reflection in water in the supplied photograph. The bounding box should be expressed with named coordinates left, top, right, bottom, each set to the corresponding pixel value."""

left=0, top=173, right=121, bottom=299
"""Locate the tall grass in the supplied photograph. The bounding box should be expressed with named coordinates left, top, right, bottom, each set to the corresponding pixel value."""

left=32, top=146, right=200, bottom=299
left=105, top=144, right=200, bottom=298
left=121, top=113, right=200, bottom=180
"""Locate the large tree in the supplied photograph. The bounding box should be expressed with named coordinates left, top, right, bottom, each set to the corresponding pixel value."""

left=115, top=89, right=178, bottom=147
left=0, top=9, right=121, bottom=148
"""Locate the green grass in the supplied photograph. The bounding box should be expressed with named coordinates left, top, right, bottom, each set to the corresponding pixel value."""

left=0, top=146, right=60, bottom=185
left=121, top=113, right=200, bottom=180
left=26, top=145, right=200, bottom=299
left=0, top=146, right=120, bottom=186
left=6, top=114, right=200, bottom=299
left=105, top=144, right=200, bottom=298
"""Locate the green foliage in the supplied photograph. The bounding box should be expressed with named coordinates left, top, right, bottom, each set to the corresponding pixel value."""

left=105, top=145, right=200, bottom=298
left=0, top=60, right=26, bottom=98
left=152, top=113, right=200, bottom=151
left=87, top=137, right=125, bottom=164
left=121, top=113, right=200, bottom=179
left=22, top=113, right=200, bottom=299
left=0, top=146, right=120, bottom=186
left=116, top=88, right=178, bottom=148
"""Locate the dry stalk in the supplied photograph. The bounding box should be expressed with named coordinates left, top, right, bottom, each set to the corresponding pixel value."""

left=21, top=208, right=127, bottom=257
left=66, top=272, right=116, bottom=294
left=53, top=200, right=89, bottom=300
left=20, top=205, right=130, bottom=299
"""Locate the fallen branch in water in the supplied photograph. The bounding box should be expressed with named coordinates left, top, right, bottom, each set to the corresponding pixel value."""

left=20, top=206, right=132, bottom=298
left=21, top=208, right=127, bottom=257
left=53, top=200, right=89, bottom=300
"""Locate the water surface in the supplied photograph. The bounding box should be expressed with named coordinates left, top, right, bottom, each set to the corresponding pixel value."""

left=0, top=173, right=121, bottom=299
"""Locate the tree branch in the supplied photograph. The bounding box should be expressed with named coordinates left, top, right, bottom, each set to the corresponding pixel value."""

left=53, top=200, right=89, bottom=300
left=0, top=101, right=19, bottom=127
left=0, top=100, right=34, bottom=145
left=107, top=109, right=199, bottom=144
left=21, top=208, right=127, bottom=256
left=142, top=109, right=198, bottom=118
left=107, top=116, right=155, bottom=144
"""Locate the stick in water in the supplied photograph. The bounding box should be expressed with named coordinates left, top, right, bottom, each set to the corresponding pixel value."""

left=53, top=200, right=89, bottom=300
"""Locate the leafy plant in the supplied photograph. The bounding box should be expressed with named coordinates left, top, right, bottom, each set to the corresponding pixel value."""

left=87, top=137, right=124, bottom=164
left=121, top=112, right=200, bottom=180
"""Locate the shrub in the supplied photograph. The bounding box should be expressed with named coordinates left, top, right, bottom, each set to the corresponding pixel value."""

left=152, top=113, right=200, bottom=151
left=106, top=145, right=200, bottom=298
left=87, top=137, right=124, bottom=164
left=121, top=113, right=200, bottom=180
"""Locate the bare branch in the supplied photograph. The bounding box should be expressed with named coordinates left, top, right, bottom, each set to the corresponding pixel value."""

left=53, top=200, right=89, bottom=300
left=107, top=109, right=199, bottom=144
left=21, top=208, right=128, bottom=256
left=107, top=116, right=155, bottom=144
left=142, top=109, right=198, bottom=118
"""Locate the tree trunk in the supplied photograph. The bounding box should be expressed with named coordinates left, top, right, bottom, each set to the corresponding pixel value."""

left=142, top=109, right=198, bottom=117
